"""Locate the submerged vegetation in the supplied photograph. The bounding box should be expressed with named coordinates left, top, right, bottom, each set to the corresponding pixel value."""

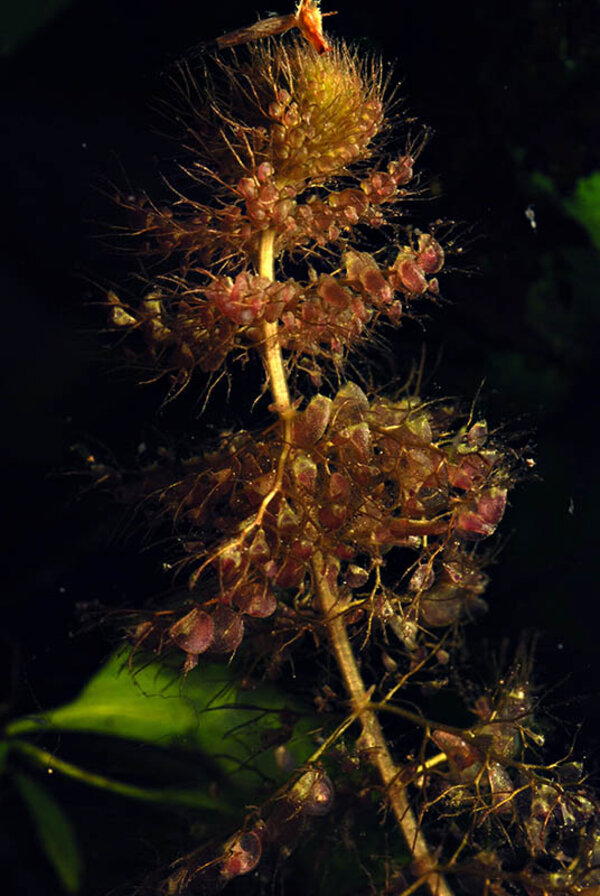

left=3, top=3, right=600, bottom=895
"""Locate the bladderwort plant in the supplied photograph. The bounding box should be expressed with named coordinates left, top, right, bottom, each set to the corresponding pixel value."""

left=5, top=3, right=600, bottom=895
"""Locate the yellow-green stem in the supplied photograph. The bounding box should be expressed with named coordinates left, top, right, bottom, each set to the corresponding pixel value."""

left=259, top=229, right=292, bottom=416
left=256, top=229, right=453, bottom=896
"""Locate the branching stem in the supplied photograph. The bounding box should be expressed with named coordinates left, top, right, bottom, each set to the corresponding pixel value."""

left=312, top=564, right=454, bottom=896
left=256, top=228, right=454, bottom=896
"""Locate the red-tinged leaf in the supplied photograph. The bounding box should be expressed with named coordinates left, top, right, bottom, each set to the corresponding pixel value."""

left=431, top=730, right=482, bottom=782
left=318, top=503, right=348, bottom=529
left=328, top=472, right=351, bottom=501
left=330, top=382, right=369, bottom=424
left=339, top=422, right=371, bottom=460
left=169, top=608, right=214, bottom=655
left=292, top=395, right=332, bottom=447
left=487, top=762, right=514, bottom=813
left=318, top=277, right=352, bottom=309
left=210, top=607, right=244, bottom=653
left=232, top=583, right=277, bottom=618
left=394, top=257, right=428, bottom=295
left=455, top=488, right=507, bottom=539
left=221, top=830, right=263, bottom=880
left=345, top=565, right=369, bottom=588
left=449, top=454, right=492, bottom=490
left=291, top=453, right=318, bottom=492
left=417, top=233, right=445, bottom=274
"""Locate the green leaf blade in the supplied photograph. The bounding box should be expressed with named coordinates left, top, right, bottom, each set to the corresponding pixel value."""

left=564, top=171, right=600, bottom=251
left=7, top=650, right=322, bottom=795
left=14, top=771, right=83, bottom=893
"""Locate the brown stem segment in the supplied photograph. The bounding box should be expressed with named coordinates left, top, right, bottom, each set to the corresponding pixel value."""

left=313, top=565, right=454, bottom=896
left=256, top=228, right=452, bottom=896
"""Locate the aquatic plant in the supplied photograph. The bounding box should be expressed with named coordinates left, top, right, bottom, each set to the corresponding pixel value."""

left=5, top=5, right=599, bottom=895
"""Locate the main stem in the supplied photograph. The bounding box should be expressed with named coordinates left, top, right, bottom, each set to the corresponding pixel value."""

left=313, top=570, right=453, bottom=896
left=259, top=229, right=291, bottom=416
left=257, top=231, right=453, bottom=896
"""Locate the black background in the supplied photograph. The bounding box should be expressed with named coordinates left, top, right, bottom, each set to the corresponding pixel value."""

left=1, top=1, right=599, bottom=893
